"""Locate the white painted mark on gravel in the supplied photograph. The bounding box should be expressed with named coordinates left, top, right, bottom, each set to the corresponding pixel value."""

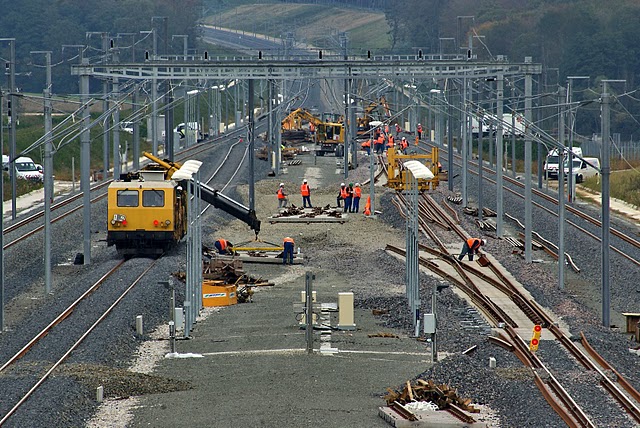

left=165, top=352, right=205, bottom=359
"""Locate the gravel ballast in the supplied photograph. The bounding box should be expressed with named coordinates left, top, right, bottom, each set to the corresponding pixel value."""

left=2, top=142, right=640, bottom=427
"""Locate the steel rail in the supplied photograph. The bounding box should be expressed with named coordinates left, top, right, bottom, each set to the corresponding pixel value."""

left=404, top=191, right=639, bottom=425
left=0, top=259, right=126, bottom=374
left=439, top=146, right=640, bottom=251
left=2, top=129, right=247, bottom=251
left=2, top=128, right=239, bottom=235
left=455, top=154, right=640, bottom=266
left=580, top=332, right=640, bottom=408
left=4, top=192, right=108, bottom=250
left=498, top=175, right=640, bottom=266
left=501, top=326, right=595, bottom=428
left=0, top=258, right=158, bottom=426
left=385, top=243, right=516, bottom=328
left=440, top=199, right=462, bottom=224
left=2, top=179, right=112, bottom=235
left=504, top=212, right=581, bottom=272
left=447, top=403, right=476, bottom=424
left=424, top=146, right=640, bottom=267
left=389, top=401, right=417, bottom=421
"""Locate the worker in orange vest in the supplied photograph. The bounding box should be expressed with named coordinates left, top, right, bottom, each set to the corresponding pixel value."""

left=400, top=137, right=408, bottom=153
left=352, top=183, right=362, bottom=213
left=384, top=124, right=390, bottom=135
left=387, top=134, right=394, bottom=151
left=364, top=195, right=371, bottom=215
left=282, top=236, right=295, bottom=265
left=375, top=134, right=385, bottom=154
left=337, top=182, right=346, bottom=208
left=342, top=183, right=352, bottom=213
left=214, top=239, right=234, bottom=255
left=395, top=123, right=402, bottom=134
left=458, top=238, right=486, bottom=261
left=300, top=179, right=312, bottom=208
left=361, top=139, right=371, bottom=155
left=417, top=123, right=423, bottom=140
left=277, top=183, right=288, bottom=208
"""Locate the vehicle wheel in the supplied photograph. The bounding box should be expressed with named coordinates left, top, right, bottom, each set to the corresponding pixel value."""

left=576, top=174, right=583, bottom=184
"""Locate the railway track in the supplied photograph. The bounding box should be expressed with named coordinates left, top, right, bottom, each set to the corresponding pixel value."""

left=2, top=126, right=247, bottom=243
left=0, top=257, right=159, bottom=425
left=388, top=190, right=640, bottom=426
left=425, top=144, right=640, bottom=266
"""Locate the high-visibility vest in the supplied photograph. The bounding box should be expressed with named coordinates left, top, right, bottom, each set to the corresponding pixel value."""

left=283, top=237, right=295, bottom=245
left=384, top=125, right=390, bottom=134
left=217, top=239, right=228, bottom=251
left=309, top=122, right=315, bottom=132
left=300, top=183, right=310, bottom=196
left=401, top=140, right=408, bottom=149
left=361, top=139, right=371, bottom=148
left=340, top=187, right=349, bottom=199
left=417, top=124, right=423, bottom=132
left=277, top=188, right=286, bottom=199
left=376, top=135, right=385, bottom=145
left=387, top=135, right=394, bottom=148
left=354, top=187, right=362, bottom=198
left=467, top=238, right=481, bottom=251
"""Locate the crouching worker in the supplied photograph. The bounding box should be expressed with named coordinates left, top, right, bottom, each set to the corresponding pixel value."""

left=458, top=238, right=485, bottom=261
left=215, top=238, right=234, bottom=255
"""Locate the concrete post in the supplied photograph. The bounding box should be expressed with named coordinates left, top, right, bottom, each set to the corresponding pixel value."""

left=558, top=86, right=566, bottom=290
left=495, top=73, right=504, bottom=237
left=80, top=55, right=92, bottom=264
left=524, top=57, right=533, bottom=263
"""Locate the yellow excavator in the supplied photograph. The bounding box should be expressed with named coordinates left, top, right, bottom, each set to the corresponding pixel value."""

left=281, top=108, right=321, bottom=143
left=280, top=108, right=345, bottom=156
left=357, top=95, right=391, bottom=136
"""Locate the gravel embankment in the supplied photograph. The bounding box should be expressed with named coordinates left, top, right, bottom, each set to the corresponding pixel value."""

left=2, top=143, right=640, bottom=428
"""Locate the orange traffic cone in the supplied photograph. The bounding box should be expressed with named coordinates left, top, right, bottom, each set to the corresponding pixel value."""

left=364, top=196, right=371, bottom=216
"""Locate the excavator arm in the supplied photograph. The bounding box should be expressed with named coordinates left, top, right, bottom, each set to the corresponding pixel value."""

left=189, top=180, right=261, bottom=237
left=281, top=108, right=323, bottom=131
left=143, top=152, right=261, bottom=237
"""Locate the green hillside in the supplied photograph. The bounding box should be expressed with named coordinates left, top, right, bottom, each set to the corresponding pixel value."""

left=203, top=4, right=391, bottom=51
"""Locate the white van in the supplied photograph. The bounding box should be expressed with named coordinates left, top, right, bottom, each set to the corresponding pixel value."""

left=544, top=147, right=583, bottom=180
left=564, top=157, right=600, bottom=183
left=14, top=156, right=44, bottom=182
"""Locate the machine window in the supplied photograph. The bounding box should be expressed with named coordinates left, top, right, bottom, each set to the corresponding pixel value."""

left=117, top=190, right=139, bottom=207
left=143, top=189, right=165, bottom=207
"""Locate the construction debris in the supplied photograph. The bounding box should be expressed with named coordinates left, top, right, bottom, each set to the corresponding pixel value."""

left=269, top=204, right=348, bottom=224
left=368, top=332, right=399, bottom=338
left=274, top=204, right=343, bottom=218
left=384, top=379, right=479, bottom=416
left=173, top=255, right=274, bottom=305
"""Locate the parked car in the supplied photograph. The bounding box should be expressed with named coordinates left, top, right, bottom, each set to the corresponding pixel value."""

left=14, top=156, right=44, bottom=182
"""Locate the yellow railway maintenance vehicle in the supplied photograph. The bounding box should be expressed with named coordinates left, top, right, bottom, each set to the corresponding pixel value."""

left=385, top=146, right=442, bottom=191
left=107, top=152, right=260, bottom=257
